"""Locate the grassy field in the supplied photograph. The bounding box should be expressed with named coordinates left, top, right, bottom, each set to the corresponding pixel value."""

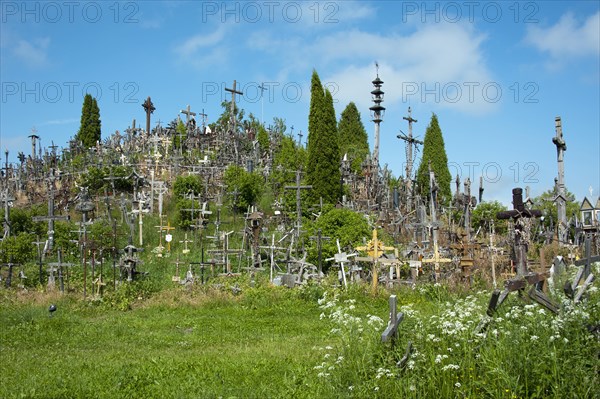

left=0, top=272, right=599, bottom=399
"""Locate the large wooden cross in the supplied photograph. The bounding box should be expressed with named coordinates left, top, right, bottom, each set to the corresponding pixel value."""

left=32, top=185, right=70, bottom=254
left=284, top=169, right=312, bottom=236
left=486, top=188, right=558, bottom=315
left=355, top=229, right=396, bottom=292
left=225, top=80, right=243, bottom=131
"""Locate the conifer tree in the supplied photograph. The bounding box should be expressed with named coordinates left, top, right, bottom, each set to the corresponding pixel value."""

left=76, top=94, right=101, bottom=148
left=416, top=113, right=451, bottom=203
left=306, top=69, right=340, bottom=204
left=338, top=102, right=369, bottom=172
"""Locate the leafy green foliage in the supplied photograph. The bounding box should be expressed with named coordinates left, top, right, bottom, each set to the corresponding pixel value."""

left=173, top=175, right=202, bottom=199
left=305, top=207, right=370, bottom=267
left=0, top=232, right=35, bottom=264
left=471, top=200, right=509, bottom=235
left=1, top=204, right=45, bottom=237
left=416, top=113, right=452, bottom=204
left=532, top=188, right=579, bottom=231
left=76, top=94, right=101, bottom=148
left=223, top=165, right=263, bottom=212
left=338, top=102, right=369, bottom=173
left=271, top=135, right=307, bottom=196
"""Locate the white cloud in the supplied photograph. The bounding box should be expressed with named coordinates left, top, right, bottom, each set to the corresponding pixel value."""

left=525, top=11, right=600, bottom=63
left=174, top=26, right=227, bottom=58
left=317, top=24, right=495, bottom=115
left=3, top=33, right=51, bottom=68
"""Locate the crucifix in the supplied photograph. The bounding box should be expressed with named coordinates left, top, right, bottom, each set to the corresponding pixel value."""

left=180, top=104, right=196, bottom=126
left=486, top=187, right=558, bottom=315
left=284, top=169, right=312, bottom=238
left=142, top=96, right=155, bottom=136
left=199, top=109, right=208, bottom=134
left=28, top=131, right=39, bottom=161
left=552, top=116, right=568, bottom=246
left=297, top=130, right=303, bottom=147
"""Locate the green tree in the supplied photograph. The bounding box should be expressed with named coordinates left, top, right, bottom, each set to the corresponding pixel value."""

left=76, top=94, right=101, bottom=148
left=532, top=188, right=579, bottom=231
left=306, top=70, right=341, bottom=205
left=173, top=175, right=203, bottom=199
left=338, top=102, right=369, bottom=173
left=223, top=165, right=263, bottom=212
left=471, top=200, right=509, bottom=235
left=0, top=232, right=35, bottom=264
left=416, top=113, right=451, bottom=204
left=305, top=207, right=371, bottom=268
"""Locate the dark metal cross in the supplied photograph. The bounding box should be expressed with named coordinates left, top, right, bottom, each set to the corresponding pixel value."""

left=142, top=96, right=155, bottom=135
left=486, top=187, right=558, bottom=315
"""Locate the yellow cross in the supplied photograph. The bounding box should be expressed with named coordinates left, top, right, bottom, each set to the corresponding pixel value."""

left=422, top=241, right=452, bottom=275
left=355, top=229, right=395, bottom=292
left=162, top=221, right=176, bottom=253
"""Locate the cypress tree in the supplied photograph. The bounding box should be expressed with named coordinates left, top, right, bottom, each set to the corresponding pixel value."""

left=76, top=94, right=101, bottom=148
left=416, top=113, right=451, bottom=204
left=306, top=70, right=324, bottom=181
left=338, top=102, right=369, bottom=172
left=306, top=70, right=340, bottom=205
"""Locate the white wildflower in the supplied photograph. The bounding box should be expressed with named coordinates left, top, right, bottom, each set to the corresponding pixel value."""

left=455, top=382, right=461, bottom=388
left=441, top=364, right=460, bottom=371
left=530, top=335, right=539, bottom=341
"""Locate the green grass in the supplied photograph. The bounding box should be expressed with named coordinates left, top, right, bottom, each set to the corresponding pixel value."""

left=1, top=275, right=598, bottom=399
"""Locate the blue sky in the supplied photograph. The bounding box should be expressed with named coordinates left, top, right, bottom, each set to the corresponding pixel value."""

left=1, top=1, right=599, bottom=207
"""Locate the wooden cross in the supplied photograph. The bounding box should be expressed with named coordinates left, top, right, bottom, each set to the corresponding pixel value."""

left=260, top=234, right=286, bottom=282
left=179, top=233, right=193, bottom=254
left=284, top=169, right=312, bottom=235
left=225, top=80, right=243, bottom=131
left=131, top=197, right=148, bottom=246
left=48, top=250, right=74, bottom=294
left=381, top=295, right=404, bottom=343
left=484, top=188, right=559, bottom=316
left=325, top=239, right=357, bottom=288
left=1, top=256, right=19, bottom=288
left=309, top=228, right=331, bottom=276
left=162, top=221, right=176, bottom=253
left=172, top=256, right=184, bottom=282
left=32, top=185, right=70, bottom=254
left=180, top=104, right=196, bottom=126
left=355, top=229, right=396, bottom=292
